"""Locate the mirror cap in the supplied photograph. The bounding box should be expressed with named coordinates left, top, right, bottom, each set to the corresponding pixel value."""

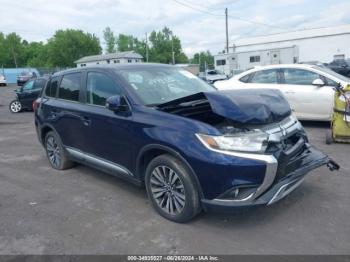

left=312, top=78, right=325, bottom=87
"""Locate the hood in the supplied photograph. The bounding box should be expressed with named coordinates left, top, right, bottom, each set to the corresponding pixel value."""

left=157, top=89, right=291, bottom=125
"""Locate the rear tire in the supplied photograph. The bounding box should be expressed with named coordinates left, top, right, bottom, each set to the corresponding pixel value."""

left=145, top=154, right=201, bottom=223
left=9, top=100, right=22, bottom=113
left=45, top=131, right=74, bottom=170
left=326, top=130, right=333, bottom=144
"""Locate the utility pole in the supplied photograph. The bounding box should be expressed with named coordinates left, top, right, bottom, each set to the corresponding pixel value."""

left=145, top=32, right=149, bottom=62
left=225, top=8, right=229, bottom=54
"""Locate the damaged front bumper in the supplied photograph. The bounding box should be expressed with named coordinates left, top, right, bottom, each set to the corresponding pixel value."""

left=201, top=145, right=338, bottom=211
left=200, top=116, right=339, bottom=212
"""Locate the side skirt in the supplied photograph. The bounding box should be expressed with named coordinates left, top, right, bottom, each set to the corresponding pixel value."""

left=65, top=147, right=142, bottom=186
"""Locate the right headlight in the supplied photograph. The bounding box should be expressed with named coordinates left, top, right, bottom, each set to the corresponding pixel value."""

left=196, top=131, right=268, bottom=153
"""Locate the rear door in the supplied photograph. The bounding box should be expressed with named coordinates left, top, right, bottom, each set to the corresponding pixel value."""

left=280, top=68, right=333, bottom=120
left=50, top=72, right=87, bottom=150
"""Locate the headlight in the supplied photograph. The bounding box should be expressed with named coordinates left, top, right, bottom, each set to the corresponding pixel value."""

left=196, top=131, right=268, bottom=153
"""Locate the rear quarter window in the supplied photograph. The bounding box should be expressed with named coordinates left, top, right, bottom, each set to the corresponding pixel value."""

left=239, top=73, right=252, bottom=83
left=45, top=77, right=59, bottom=97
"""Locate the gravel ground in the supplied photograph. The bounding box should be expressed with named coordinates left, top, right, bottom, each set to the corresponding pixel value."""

left=0, top=84, right=349, bottom=255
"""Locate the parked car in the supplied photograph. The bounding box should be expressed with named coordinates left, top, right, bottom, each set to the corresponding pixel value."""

left=199, top=70, right=227, bottom=83
left=9, top=77, right=48, bottom=113
left=0, top=74, right=7, bottom=86
left=17, top=71, right=37, bottom=86
left=326, top=59, right=350, bottom=77
left=215, top=64, right=350, bottom=121
left=34, top=64, right=338, bottom=222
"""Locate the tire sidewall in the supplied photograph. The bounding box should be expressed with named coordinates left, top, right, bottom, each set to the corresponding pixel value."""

left=145, top=154, right=200, bottom=223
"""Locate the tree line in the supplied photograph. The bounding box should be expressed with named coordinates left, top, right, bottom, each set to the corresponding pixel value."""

left=0, top=27, right=214, bottom=69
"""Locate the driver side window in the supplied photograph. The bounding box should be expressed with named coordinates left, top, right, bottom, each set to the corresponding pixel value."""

left=22, top=80, right=34, bottom=91
left=86, top=72, right=122, bottom=106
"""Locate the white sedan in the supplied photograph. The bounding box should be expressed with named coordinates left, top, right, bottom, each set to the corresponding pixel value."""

left=214, top=64, right=350, bottom=121
left=0, top=74, right=6, bottom=86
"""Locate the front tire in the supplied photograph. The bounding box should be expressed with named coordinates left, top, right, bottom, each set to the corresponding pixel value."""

left=145, top=154, right=201, bottom=223
left=45, top=131, right=74, bottom=170
left=326, top=130, right=333, bottom=144
left=9, top=100, right=22, bottom=113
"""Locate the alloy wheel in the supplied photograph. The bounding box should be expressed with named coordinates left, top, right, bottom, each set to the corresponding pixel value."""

left=150, top=165, right=186, bottom=215
left=10, top=101, right=22, bottom=113
left=46, top=136, right=61, bottom=168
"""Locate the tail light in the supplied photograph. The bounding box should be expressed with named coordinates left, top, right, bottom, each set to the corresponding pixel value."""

left=33, top=98, right=41, bottom=111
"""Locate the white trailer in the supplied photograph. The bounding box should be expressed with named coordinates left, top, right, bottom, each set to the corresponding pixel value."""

left=215, top=24, right=350, bottom=73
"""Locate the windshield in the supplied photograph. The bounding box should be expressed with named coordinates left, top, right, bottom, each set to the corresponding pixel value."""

left=312, top=66, right=350, bottom=82
left=118, top=67, right=216, bottom=105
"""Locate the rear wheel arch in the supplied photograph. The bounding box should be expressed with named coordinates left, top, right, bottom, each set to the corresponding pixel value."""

left=136, top=144, right=204, bottom=199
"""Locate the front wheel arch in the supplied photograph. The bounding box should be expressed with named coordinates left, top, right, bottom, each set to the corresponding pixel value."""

left=136, top=144, right=204, bottom=200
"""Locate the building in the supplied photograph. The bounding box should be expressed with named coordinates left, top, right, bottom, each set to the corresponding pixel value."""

left=215, top=24, right=350, bottom=75
left=175, top=64, right=200, bottom=75
left=75, top=51, right=143, bottom=67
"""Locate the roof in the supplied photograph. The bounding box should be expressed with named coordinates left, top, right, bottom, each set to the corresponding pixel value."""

left=74, top=51, right=143, bottom=63
left=234, top=24, right=350, bottom=47
left=52, top=63, right=174, bottom=77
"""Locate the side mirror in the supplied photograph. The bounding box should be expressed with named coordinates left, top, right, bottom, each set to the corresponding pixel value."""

left=312, top=78, right=325, bottom=87
left=106, top=95, right=130, bottom=113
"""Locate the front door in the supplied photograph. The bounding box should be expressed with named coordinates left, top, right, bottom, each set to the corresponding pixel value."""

left=270, top=50, right=281, bottom=64
left=280, top=68, right=333, bottom=120
left=18, top=80, right=36, bottom=108
left=78, top=71, right=134, bottom=171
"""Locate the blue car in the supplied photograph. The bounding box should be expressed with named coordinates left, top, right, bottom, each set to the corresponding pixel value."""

left=34, top=64, right=338, bottom=222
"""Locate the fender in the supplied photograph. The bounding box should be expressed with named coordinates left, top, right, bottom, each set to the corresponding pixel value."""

left=136, top=144, right=205, bottom=200
left=38, top=123, right=60, bottom=145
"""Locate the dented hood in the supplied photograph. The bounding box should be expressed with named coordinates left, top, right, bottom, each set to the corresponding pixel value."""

left=157, top=89, right=291, bottom=125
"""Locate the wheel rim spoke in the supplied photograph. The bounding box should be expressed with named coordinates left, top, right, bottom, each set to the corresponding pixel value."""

left=150, top=165, right=186, bottom=215
left=46, top=136, right=60, bottom=167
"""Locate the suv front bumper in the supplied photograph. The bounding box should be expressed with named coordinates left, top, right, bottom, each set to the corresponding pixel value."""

left=201, top=145, right=338, bottom=212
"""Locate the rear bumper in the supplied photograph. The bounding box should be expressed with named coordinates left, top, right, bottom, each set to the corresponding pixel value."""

left=201, top=146, right=336, bottom=212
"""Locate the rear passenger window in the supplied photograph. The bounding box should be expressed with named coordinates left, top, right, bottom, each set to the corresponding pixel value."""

left=58, top=73, right=81, bottom=101
left=86, top=72, right=121, bottom=106
left=45, top=77, right=59, bottom=97
left=251, top=70, right=278, bottom=84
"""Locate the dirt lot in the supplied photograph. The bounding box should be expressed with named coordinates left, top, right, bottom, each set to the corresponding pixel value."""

left=0, top=84, right=349, bottom=255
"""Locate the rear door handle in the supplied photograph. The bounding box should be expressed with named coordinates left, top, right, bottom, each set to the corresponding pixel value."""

left=81, top=116, right=91, bottom=126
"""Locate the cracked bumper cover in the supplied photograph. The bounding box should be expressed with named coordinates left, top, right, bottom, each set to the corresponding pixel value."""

left=201, top=145, right=338, bottom=212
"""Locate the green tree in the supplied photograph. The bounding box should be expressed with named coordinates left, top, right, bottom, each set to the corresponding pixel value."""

left=148, top=27, right=188, bottom=64
left=46, top=29, right=102, bottom=67
left=0, top=33, right=25, bottom=67
left=103, top=27, right=116, bottom=53
left=25, top=42, right=50, bottom=67
left=190, top=51, right=214, bottom=71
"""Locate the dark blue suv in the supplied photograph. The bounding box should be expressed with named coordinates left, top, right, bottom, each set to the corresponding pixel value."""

left=34, top=64, right=338, bottom=222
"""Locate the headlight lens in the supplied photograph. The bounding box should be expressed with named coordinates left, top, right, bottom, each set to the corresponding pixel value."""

left=196, top=131, right=268, bottom=153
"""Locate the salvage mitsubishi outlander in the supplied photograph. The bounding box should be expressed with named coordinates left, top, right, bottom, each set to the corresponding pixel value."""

left=34, top=64, right=339, bottom=222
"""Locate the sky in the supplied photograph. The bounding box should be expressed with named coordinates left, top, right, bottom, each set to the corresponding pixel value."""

left=1, top=0, right=350, bottom=57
